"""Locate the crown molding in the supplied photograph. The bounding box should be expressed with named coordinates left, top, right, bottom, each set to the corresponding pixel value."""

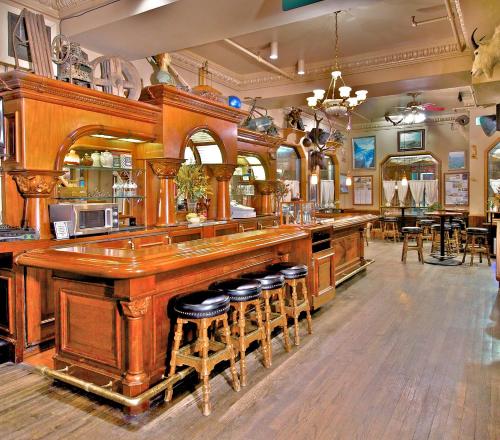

left=172, top=41, right=471, bottom=93
left=351, top=114, right=460, bottom=131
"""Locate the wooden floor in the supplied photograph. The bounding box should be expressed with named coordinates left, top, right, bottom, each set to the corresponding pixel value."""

left=1, top=240, right=499, bottom=440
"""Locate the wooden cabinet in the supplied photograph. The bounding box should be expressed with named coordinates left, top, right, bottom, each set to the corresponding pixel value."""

left=0, top=270, right=15, bottom=340
left=168, top=228, right=203, bottom=243
left=311, top=248, right=336, bottom=309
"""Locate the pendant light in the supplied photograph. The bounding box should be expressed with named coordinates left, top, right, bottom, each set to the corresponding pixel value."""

left=270, top=41, right=278, bottom=60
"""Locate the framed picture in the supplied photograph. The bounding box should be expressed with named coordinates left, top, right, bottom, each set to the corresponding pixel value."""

left=340, top=174, right=349, bottom=193
left=352, top=175, right=373, bottom=205
left=444, top=172, right=469, bottom=206
left=397, top=129, right=425, bottom=151
left=448, top=151, right=466, bottom=170
left=352, top=136, right=376, bottom=169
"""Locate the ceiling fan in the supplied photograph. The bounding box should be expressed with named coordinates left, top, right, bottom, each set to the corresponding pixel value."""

left=385, top=92, right=445, bottom=126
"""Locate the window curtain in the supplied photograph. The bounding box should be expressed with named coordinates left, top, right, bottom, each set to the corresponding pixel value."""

left=382, top=180, right=397, bottom=206
left=320, top=180, right=335, bottom=207
left=397, top=181, right=409, bottom=206
left=424, top=180, right=439, bottom=205
left=408, top=180, right=426, bottom=206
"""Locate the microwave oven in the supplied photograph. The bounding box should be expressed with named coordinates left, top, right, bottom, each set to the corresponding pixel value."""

left=49, top=203, right=119, bottom=236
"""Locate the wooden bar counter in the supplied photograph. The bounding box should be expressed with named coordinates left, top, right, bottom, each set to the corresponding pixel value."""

left=16, top=229, right=308, bottom=406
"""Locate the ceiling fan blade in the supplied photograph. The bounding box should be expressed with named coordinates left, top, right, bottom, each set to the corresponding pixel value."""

left=423, top=104, right=445, bottom=111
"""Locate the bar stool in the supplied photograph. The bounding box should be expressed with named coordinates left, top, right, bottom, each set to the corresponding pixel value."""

left=240, top=271, right=291, bottom=365
left=430, top=223, right=454, bottom=256
left=166, top=290, right=240, bottom=416
left=462, top=227, right=491, bottom=266
left=267, top=262, right=312, bottom=346
left=416, top=218, right=434, bottom=241
left=401, top=226, right=424, bottom=263
left=382, top=217, right=399, bottom=243
left=211, top=279, right=270, bottom=387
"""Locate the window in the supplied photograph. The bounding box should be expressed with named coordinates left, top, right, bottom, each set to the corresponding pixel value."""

left=183, top=130, right=223, bottom=165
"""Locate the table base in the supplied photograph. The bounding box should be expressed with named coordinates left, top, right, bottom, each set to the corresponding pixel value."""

left=425, top=257, right=462, bottom=266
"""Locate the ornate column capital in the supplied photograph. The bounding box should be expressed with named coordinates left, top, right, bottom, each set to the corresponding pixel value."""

left=209, top=164, right=237, bottom=181
left=121, top=298, right=150, bottom=318
left=9, top=169, right=64, bottom=198
left=255, top=180, right=278, bottom=195
left=148, top=158, right=185, bottom=178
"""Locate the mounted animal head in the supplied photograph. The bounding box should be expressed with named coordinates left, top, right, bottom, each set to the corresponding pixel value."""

left=471, top=25, right=500, bottom=79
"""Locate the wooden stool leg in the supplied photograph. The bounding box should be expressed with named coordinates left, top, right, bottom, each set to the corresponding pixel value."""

left=237, top=303, right=248, bottom=387
left=462, top=236, right=468, bottom=263
left=289, top=281, right=300, bottom=346
left=221, top=315, right=240, bottom=392
left=402, top=234, right=408, bottom=263
left=165, top=318, right=184, bottom=403
left=278, top=288, right=291, bottom=352
left=263, top=294, right=273, bottom=365
left=254, top=300, right=271, bottom=368
left=418, top=234, right=424, bottom=264
left=470, top=235, right=476, bottom=266
left=301, top=280, right=313, bottom=335
left=485, top=237, right=492, bottom=266
left=199, top=318, right=211, bottom=416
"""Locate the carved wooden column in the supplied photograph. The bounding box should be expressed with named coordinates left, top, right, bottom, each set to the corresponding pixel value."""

left=209, top=164, right=237, bottom=221
left=9, top=169, right=64, bottom=239
left=148, top=158, right=184, bottom=226
left=255, top=180, right=278, bottom=216
left=120, top=297, right=150, bottom=400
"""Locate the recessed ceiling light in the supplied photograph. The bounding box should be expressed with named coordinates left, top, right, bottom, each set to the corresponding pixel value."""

left=117, top=138, right=147, bottom=143
left=270, top=41, right=278, bottom=60
left=91, top=134, right=118, bottom=139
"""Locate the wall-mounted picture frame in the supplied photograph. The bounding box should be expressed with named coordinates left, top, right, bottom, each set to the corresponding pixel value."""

left=444, top=172, right=469, bottom=206
left=448, top=151, right=466, bottom=170
left=352, top=136, right=376, bottom=169
left=397, top=129, right=425, bottom=152
left=352, top=175, right=373, bottom=205
left=340, top=173, right=349, bottom=193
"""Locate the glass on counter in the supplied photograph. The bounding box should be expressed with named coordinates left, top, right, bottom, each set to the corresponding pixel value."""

left=280, top=201, right=316, bottom=225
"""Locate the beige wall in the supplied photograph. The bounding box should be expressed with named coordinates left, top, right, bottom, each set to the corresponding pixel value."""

left=339, top=118, right=469, bottom=211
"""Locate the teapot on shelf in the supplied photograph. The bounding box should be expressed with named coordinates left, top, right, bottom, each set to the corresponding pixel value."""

left=91, top=151, right=101, bottom=167
left=100, top=150, right=114, bottom=168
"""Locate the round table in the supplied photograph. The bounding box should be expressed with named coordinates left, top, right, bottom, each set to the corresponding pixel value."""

left=425, top=211, right=464, bottom=266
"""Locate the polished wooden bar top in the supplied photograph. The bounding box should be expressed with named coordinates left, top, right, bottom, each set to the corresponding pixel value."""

left=300, top=214, right=379, bottom=231
left=16, top=229, right=307, bottom=279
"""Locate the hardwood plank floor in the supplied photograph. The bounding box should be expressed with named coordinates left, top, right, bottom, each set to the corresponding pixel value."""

left=0, top=240, right=499, bottom=440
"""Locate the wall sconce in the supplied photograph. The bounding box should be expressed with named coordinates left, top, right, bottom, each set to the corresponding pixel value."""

left=310, top=173, right=318, bottom=185
left=270, top=41, right=278, bottom=60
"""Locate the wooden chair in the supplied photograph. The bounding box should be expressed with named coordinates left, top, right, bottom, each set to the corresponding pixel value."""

left=401, top=226, right=424, bottom=264
left=166, top=290, right=240, bottom=416
left=382, top=217, right=399, bottom=243
left=462, top=227, right=491, bottom=266
left=268, top=262, right=312, bottom=346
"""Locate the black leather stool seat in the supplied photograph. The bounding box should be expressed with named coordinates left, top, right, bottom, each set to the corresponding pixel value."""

left=466, top=227, right=488, bottom=235
left=401, top=226, right=422, bottom=234
left=212, top=279, right=262, bottom=302
left=431, top=223, right=451, bottom=231
left=383, top=217, right=398, bottom=222
left=240, top=271, right=285, bottom=290
left=267, top=262, right=308, bottom=280
left=174, top=290, right=230, bottom=319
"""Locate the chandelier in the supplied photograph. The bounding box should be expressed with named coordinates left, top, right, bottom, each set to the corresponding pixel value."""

left=306, top=11, right=367, bottom=119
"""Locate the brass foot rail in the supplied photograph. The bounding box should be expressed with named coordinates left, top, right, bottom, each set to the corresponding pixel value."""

left=35, top=365, right=195, bottom=407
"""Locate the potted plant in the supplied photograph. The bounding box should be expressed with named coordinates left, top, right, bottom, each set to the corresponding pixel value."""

left=175, top=164, right=212, bottom=212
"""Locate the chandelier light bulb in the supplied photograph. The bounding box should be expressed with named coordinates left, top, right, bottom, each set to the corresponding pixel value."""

left=355, top=90, right=368, bottom=101
left=401, top=174, right=408, bottom=186
left=270, top=41, right=278, bottom=60
left=347, top=97, right=358, bottom=107
left=307, top=96, right=318, bottom=107
left=297, top=58, right=305, bottom=75
left=339, top=86, right=351, bottom=98
left=313, top=89, right=325, bottom=100
left=331, top=70, right=342, bottom=79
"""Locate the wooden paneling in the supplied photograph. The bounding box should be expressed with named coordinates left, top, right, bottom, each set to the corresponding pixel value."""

left=0, top=271, right=14, bottom=337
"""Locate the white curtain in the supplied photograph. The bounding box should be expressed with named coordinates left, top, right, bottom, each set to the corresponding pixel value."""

left=283, top=180, right=300, bottom=202
left=320, top=180, right=335, bottom=207
left=424, top=180, right=439, bottom=205
left=409, top=180, right=426, bottom=206
left=397, top=181, right=409, bottom=206
left=382, top=180, right=397, bottom=206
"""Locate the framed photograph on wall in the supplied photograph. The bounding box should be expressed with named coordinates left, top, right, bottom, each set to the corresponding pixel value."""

left=444, top=172, right=469, bottom=206
left=340, top=174, right=349, bottom=193
left=352, top=175, right=373, bottom=205
left=352, top=136, right=376, bottom=169
left=448, top=151, right=466, bottom=170
left=397, top=129, right=425, bottom=151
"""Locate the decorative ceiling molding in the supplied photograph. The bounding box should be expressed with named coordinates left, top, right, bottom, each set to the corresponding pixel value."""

left=18, top=0, right=111, bottom=16
left=172, top=42, right=471, bottom=93
left=351, top=114, right=460, bottom=131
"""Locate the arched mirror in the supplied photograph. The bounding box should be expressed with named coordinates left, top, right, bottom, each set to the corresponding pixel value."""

left=276, top=145, right=301, bottom=201
left=486, top=140, right=500, bottom=213
left=381, top=153, right=440, bottom=212
left=183, top=129, right=224, bottom=165
left=230, top=153, right=267, bottom=206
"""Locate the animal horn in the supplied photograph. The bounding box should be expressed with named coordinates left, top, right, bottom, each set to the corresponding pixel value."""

left=471, top=28, right=479, bottom=50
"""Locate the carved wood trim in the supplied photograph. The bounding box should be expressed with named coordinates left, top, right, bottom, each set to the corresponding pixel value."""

left=209, top=164, right=237, bottom=181
left=148, top=158, right=185, bottom=179
left=120, top=298, right=150, bottom=318
left=9, top=169, right=64, bottom=198
left=237, top=128, right=285, bottom=148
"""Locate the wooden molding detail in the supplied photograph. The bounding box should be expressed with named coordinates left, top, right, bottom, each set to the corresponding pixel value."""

left=255, top=180, right=278, bottom=195
left=121, top=298, right=150, bottom=318
left=237, top=128, right=285, bottom=148
left=140, top=85, right=248, bottom=124
left=9, top=169, right=64, bottom=198
left=148, top=158, right=185, bottom=178
left=0, top=71, right=160, bottom=124
left=209, top=164, right=237, bottom=181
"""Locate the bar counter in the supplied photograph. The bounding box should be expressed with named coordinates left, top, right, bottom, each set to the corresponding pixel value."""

left=16, top=229, right=309, bottom=409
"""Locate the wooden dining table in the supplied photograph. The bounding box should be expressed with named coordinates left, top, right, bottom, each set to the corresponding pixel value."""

left=425, top=210, right=464, bottom=266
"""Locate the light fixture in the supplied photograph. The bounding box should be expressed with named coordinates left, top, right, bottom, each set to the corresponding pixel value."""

left=117, top=137, right=147, bottom=143
left=310, top=173, right=318, bottom=185
left=346, top=172, right=352, bottom=186
left=270, top=41, right=278, bottom=60
left=297, top=58, right=305, bottom=75
left=401, top=172, right=408, bottom=186
left=91, top=134, right=118, bottom=139
left=306, top=11, right=367, bottom=125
